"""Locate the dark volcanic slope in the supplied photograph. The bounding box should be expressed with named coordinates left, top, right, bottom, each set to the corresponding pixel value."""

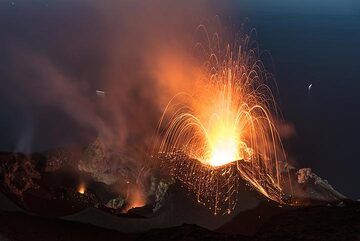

left=217, top=201, right=290, bottom=236
left=139, top=201, right=360, bottom=241
left=0, top=201, right=359, bottom=241
left=0, top=211, right=135, bottom=241
left=138, top=224, right=247, bottom=241
left=255, top=201, right=360, bottom=241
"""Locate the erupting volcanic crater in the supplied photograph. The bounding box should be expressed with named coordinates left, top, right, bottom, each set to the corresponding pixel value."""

left=0, top=2, right=358, bottom=240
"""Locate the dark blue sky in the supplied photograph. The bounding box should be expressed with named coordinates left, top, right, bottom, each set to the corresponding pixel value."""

left=227, top=0, right=360, bottom=199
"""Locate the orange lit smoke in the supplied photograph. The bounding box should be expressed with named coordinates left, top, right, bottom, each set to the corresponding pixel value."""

left=121, top=184, right=146, bottom=213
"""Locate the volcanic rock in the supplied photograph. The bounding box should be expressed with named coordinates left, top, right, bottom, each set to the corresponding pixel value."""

left=0, top=200, right=358, bottom=241
left=296, top=168, right=346, bottom=202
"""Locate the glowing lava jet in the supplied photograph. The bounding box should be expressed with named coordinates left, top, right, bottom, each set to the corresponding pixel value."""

left=155, top=26, right=288, bottom=214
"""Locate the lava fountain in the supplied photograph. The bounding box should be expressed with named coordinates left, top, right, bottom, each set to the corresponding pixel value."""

left=154, top=26, right=289, bottom=214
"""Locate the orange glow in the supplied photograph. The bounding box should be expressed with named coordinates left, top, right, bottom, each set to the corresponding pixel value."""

left=122, top=186, right=146, bottom=213
left=128, top=189, right=146, bottom=209
left=155, top=26, right=288, bottom=214
left=197, top=72, right=253, bottom=167
left=78, top=183, right=86, bottom=194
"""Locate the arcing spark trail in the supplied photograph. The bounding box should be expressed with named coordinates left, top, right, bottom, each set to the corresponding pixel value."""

left=154, top=26, right=289, bottom=214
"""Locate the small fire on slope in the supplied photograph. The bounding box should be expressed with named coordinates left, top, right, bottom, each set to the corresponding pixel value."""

left=77, top=183, right=86, bottom=195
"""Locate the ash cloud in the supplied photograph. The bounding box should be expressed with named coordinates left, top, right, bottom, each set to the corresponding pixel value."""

left=0, top=0, right=212, bottom=152
left=0, top=0, right=215, bottom=205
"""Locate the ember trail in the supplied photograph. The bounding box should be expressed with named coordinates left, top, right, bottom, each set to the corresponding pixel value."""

left=155, top=26, right=289, bottom=214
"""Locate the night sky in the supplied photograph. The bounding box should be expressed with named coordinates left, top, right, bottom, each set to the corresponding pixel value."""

left=0, top=0, right=359, bottom=199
